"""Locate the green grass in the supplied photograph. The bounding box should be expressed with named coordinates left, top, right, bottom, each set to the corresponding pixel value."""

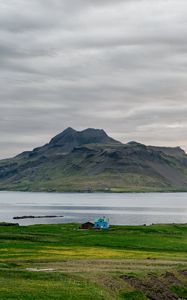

left=120, top=291, right=148, bottom=300
left=171, top=285, right=187, bottom=298
left=1, top=223, right=187, bottom=254
left=0, top=270, right=108, bottom=300
left=0, top=223, right=187, bottom=299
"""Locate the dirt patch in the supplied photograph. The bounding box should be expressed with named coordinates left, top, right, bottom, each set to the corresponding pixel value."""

left=94, top=275, right=125, bottom=294
left=121, top=274, right=179, bottom=300
left=179, top=269, right=187, bottom=278
left=163, top=271, right=182, bottom=286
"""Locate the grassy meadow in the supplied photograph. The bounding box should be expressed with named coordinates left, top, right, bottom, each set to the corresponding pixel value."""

left=0, top=223, right=187, bottom=299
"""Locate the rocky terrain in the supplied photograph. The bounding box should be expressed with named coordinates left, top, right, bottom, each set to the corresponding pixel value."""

left=0, top=127, right=187, bottom=192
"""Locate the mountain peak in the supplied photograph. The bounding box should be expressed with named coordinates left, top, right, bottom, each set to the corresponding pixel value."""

left=63, top=127, right=76, bottom=133
left=49, top=127, right=120, bottom=149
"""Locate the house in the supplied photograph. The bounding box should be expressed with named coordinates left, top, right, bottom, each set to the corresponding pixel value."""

left=94, top=217, right=109, bottom=229
left=80, top=222, right=94, bottom=229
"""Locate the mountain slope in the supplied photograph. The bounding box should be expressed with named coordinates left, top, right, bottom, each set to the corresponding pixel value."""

left=0, top=128, right=187, bottom=192
left=17, top=127, right=121, bottom=159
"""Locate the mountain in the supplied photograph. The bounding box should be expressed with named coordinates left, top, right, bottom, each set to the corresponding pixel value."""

left=17, top=127, right=121, bottom=159
left=0, top=128, right=187, bottom=192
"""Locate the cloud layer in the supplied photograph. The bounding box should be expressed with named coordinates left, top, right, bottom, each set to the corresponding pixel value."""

left=0, top=0, right=187, bottom=158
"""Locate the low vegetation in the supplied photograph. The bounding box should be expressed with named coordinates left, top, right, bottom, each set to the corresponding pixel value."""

left=0, top=223, right=187, bottom=299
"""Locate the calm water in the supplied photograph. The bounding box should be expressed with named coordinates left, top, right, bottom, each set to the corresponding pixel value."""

left=0, top=191, right=187, bottom=226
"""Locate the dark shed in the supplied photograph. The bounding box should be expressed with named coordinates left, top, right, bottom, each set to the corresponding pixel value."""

left=80, top=222, right=94, bottom=229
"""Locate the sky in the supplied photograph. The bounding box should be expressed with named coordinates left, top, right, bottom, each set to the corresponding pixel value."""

left=0, top=0, right=187, bottom=158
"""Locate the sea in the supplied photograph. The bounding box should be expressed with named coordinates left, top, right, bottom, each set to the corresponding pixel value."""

left=0, top=191, right=187, bottom=226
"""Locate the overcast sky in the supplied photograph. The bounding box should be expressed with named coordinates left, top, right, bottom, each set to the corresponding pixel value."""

left=0, top=0, right=187, bottom=158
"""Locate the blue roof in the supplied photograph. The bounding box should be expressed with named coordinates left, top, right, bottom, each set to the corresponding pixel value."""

left=94, top=217, right=109, bottom=223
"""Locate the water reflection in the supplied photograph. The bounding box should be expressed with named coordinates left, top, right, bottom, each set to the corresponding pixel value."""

left=0, top=191, right=187, bottom=226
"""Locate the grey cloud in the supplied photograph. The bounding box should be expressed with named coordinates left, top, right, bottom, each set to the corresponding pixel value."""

left=0, top=0, right=186, bottom=158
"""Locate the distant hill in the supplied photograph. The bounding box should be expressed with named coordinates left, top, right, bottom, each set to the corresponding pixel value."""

left=0, top=128, right=187, bottom=192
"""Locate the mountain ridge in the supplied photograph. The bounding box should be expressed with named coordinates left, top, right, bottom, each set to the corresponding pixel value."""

left=0, top=127, right=187, bottom=192
left=16, top=127, right=121, bottom=159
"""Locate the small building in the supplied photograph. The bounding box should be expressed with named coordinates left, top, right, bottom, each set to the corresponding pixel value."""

left=80, top=222, right=94, bottom=230
left=94, top=217, right=109, bottom=230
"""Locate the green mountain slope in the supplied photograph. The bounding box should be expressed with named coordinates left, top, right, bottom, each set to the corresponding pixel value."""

left=0, top=128, right=187, bottom=192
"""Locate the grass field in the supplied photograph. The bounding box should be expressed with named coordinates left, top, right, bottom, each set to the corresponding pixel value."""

left=0, top=223, right=187, bottom=299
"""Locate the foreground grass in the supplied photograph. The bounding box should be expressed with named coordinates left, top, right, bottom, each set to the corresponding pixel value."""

left=0, top=223, right=187, bottom=299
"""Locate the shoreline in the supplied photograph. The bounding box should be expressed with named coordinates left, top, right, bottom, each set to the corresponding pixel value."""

left=1, top=221, right=187, bottom=227
left=0, top=189, right=187, bottom=194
